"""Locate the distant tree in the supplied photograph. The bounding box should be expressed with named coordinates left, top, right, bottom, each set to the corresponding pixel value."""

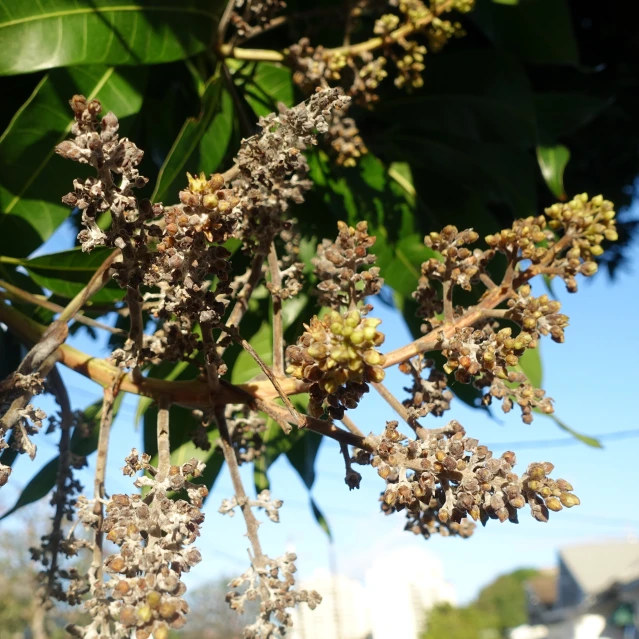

left=421, top=568, right=539, bottom=639
left=475, top=569, right=540, bottom=634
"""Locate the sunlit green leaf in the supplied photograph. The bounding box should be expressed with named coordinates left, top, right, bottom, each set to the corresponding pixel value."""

left=0, top=0, right=225, bottom=76
left=152, top=76, right=225, bottom=204
left=0, top=65, right=146, bottom=257
left=537, top=145, right=570, bottom=199
left=20, top=247, right=124, bottom=302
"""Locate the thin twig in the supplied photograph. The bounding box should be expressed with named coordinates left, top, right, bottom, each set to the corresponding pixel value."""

left=0, top=281, right=123, bottom=334
left=217, top=253, right=266, bottom=356
left=372, top=381, right=429, bottom=440
left=156, top=398, right=171, bottom=482
left=44, top=367, right=73, bottom=597
left=89, top=379, right=121, bottom=590
left=340, top=414, right=365, bottom=438
left=225, top=326, right=302, bottom=424
left=218, top=0, right=455, bottom=61
left=57, top=250, right=121, bottom=323
left=216, top=406, right=266, bottom=564
left=267, top=242, right=285, bottom=378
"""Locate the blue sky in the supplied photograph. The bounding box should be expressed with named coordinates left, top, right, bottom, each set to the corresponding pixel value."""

left=2, top=208, right=639, bottom=606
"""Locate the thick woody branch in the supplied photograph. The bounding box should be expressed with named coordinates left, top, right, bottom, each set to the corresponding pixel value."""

left=218, top=0, right=455, bottom=62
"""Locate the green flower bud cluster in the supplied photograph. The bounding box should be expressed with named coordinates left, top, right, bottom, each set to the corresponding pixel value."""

left=545, top=193, right=617, bottom=291
left=395, top=41, right=427, bottom=89
left=485, top=194, right=616, bottom=293
left=286, top=310, right=386, bottom=419
left=362, top=420, right=579, bottom=541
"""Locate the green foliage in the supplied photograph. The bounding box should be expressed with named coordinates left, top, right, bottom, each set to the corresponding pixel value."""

left=422, top=569, right=539, bottom=639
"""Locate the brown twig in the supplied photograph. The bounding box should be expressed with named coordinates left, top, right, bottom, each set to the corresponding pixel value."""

left=156, top=398, right=171, bottom=482
left=216, top=406, right=266, bottom=564
left=217, top=253, right=266, bottom=357
left=0, top=281, right=123, bottom=335
left=340, top=414, right=365, bottom=438
left=89, top=379, right=121, bottom=591
left=372, top=381, right=429, bottom=440
left=267, top=242, right=285, bottom=378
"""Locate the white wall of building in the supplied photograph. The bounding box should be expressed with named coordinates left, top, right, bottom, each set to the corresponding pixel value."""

left=291, top=546, right=455, bottom=639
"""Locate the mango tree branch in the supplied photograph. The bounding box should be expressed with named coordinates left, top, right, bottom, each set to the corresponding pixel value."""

left=218, top=0, right=455, bottom=62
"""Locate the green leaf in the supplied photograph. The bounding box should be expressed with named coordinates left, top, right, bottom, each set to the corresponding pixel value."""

left=473, top=0, right=579, bottom=65
left=0, top=1, right=225, bottom=76
left=21, top=247, right=124, bottom=302
left=534, top=93, right=609, bottom=142
left=545, top=414, right=603, bottom=448
left=199, top=88, right=234, bottom=174
left=0, top=65, right=146, bottom=257
left=286, top=430, right=322, bottom=490
left=230, top=320, right=273, bottom=385
left=152, top=76, right=226, bottom=204
left=375, top=51, right=537, bottom=148
left=242, top=63, right=294, bottom=116
left=310, top=497, right=332, bottom=540
left=0, top=457, right=59, bottom=520
left=517, top=347, right=543, bottom=390
left=537, top=145, right=570, bottom=199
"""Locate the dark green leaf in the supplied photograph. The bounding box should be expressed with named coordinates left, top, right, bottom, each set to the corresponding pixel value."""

left=242, top=63, right=294, bottom=116
left=0, top=65, right=146, bottom=257
left=534, top=93, right=609, bottom=142
left=376, top=51, right=537, bottom=148
left=310, top=497, right=332, bottom=540
left=0, top=1, right=225, bottom=76
left=286, top=430, right=322, bottom=490
left=152, top=76, right=225, bottom=204
left=199, top=88, right=235, bottom=174
left=0, top=458, right=59, bottom=520
left=473, top=0, right=579, bottom=65
left=22, top=248, right=124, bottom=302
left=537, top=145, right=570, bottom=199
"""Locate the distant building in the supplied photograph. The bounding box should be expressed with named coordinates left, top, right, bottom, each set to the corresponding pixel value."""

left=365, top=546, right=455, bottom=639
left=511, top=541, right=639, bottom=639
left=291, top=571, right=372, bottom=639
left=292, top=545, right=454, bottom=639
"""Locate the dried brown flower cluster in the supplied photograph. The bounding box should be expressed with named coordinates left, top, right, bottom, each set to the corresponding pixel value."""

left=67, top=451, right=206, bottom=639
left=313, top=220, right=383, bottom=310
left=227, top=552, right=321, bottom=639
left=359, top=420, right=580, bottom=539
